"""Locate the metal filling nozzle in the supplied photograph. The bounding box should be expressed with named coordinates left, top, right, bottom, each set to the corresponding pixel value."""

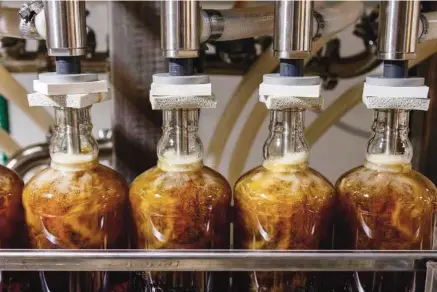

left=161, top=0, right=200, bottom=59
left=43, top=0, right=89, bottom=154
left=274, top=0, right=313, bottom=61
left=44, top=0, right=87, bottom=57
left=378, top=0, right=420, bottom=61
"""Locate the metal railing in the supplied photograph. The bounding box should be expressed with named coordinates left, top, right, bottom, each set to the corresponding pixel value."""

left=0, top=250, right=433, bottom=272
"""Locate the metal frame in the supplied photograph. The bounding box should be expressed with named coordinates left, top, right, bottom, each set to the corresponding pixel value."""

left=0, top=250, right=433, bottom=272
left=426, top=262, right=437, bottom=291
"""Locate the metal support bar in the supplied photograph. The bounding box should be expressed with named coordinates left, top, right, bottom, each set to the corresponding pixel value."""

left=0, top=250, right=433, bottom=271
left=425, top=262, right=437, bottom=292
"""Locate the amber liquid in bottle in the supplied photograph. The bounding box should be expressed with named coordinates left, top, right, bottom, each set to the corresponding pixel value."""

left=335, top=110, right=437, bottom=292
left=0, top=166, right=40, bottom=291
left=234, top=109, right=336, bottom=292
left=22, top=107, right=129, bottom=292
left=129, top=109, right=232, bottom=292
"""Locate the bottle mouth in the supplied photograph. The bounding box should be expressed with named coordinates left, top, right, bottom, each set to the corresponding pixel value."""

left=263, top=152, right=309, bottom=171
left=51, top=153, right=98, bottom=172
left=365, top=154, right=412, bottom=172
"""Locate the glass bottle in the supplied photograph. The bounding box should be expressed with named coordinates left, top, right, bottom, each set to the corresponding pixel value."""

left=129, top=109, right=232, bottom=292
left=234, top=109, right=336, bottom=292
left=22, top=107, right=129, bottom=292
left=0, top=166, right=40, bottom=291
left=335, top=109, right=437, bottom=292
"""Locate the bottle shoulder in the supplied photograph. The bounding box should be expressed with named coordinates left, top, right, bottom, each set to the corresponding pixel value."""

left=336, top=165, right=437, bottom=205
left=129, top=165, right=231, bottom=201
left=23, top=164, right=128, bottom=213
left=234, top=164, right=335, bottom=201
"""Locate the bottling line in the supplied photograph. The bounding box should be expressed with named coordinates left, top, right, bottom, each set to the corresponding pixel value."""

left=0, top=0, right=435, bottom=291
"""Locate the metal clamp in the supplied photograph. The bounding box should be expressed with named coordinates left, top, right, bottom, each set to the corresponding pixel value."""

left=203, top=10, right=225, bottom=41
left=313, top=10, right=325, bottom=41
left=19, top=1, right=44, bottom=40
left=419, top=13, right=429, bottom=43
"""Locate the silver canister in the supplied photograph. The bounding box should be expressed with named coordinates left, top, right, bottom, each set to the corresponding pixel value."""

left=161, top=0, right=200, bottom=58
left=44, top=0, right=87, bottom=56
left=273, top=0, right=313, bottom=59
left=378, top=0, right=420, bottom=60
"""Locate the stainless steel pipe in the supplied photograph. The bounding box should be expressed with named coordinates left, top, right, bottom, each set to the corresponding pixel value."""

left=0, top=250, right=430, bottom=272
left=44, top=0, right=87, bottom=56
left=274, top=0, right=313, bottom=59
left=378, top=0, right=420, bottom=60
left=161, top=0, right=200, bottom=58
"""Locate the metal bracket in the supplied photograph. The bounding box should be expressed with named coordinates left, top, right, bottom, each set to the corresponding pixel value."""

left=18, top=1, right=44, bottom=40
left=425, top=262, right=437, bottom=292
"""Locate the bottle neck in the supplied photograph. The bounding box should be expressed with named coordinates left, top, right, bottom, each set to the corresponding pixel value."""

left=365, top=109, right=412, bottom=171
left=50, top=107, right=98, bottom=171
left=157, top=109, right=203, bottom=171
left=263, top=109, right=309, bottom=170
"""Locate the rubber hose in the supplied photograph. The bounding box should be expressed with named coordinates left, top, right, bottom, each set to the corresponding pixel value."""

left=0, top=127, right=20, bottom=157
left=0, top=64, right=53, bottom=133
left=206, top=45, right=278, bottom=169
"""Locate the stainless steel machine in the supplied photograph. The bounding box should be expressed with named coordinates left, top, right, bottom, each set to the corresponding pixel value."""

left=1, top=1, right=437, bottom=291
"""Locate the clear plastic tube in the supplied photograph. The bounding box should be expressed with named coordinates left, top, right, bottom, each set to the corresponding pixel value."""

left=201, top=2, right=363, bottom=42
left=215, top=5, right=274, bottom=42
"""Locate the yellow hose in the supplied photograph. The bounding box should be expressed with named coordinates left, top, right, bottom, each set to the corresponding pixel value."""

left=206, top=46, right=278, bottom=169
left=305, top=84, right=364, bottom=147
left=0, top=127, right=20, bottom=157
left=0, top=64, right=53, bottom=133
left=227, top=39, right=437, bottom=185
